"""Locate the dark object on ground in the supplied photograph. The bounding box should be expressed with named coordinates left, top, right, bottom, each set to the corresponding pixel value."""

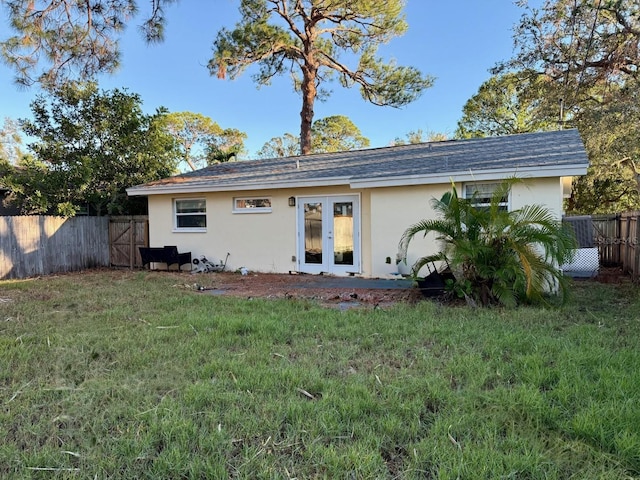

left=139, top=246, right=192, bottom=271
left=416, top=264, right=456, bottom=297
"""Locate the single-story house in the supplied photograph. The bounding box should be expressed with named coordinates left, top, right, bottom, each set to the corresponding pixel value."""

left=127, top=129, right=589, bottom=277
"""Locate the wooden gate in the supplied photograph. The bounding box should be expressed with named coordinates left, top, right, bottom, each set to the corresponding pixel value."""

left=109, top=216, right=149, bottom=268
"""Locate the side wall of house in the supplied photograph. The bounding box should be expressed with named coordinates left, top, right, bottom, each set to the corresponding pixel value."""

left=146, top=176, right=564, bottom=277
left=367, top=177, right=564, bottom=278
left=147, top=186, right=370, bottom=274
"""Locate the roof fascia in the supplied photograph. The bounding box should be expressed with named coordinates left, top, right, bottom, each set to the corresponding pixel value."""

left=348, top=164, right=589, bottom=189
left=127, top=176, right=351, bottom=196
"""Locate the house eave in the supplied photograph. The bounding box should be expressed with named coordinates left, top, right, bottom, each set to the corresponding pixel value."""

left=348, top=164, right=589, bottom=189
left=126, top=176, right=351, bottom=196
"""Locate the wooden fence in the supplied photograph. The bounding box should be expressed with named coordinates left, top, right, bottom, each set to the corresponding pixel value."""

left=0, top=216, right=110, bottom=280
left=593, top=211, right=640, bottom=280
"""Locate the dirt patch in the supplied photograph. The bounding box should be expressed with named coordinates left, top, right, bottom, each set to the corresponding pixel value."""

left=187, top=271, right=422, bottom=309
left=594, top=266, right=632, bottom=284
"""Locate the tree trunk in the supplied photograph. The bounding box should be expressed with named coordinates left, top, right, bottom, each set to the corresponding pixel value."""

left=299, top=63, right=317, bottom=155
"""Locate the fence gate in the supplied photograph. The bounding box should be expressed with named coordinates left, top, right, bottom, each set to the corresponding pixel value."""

left=109, top=216, right=149, bottom=268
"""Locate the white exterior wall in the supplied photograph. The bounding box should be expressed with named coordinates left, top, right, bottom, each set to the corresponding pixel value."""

left=510, top=177, right=564, bottom=217
left=145, top=177, right=565, bottom=277
left=147, top=187, right=369, bottom=274
left=368, top=184, right=451, bottom=277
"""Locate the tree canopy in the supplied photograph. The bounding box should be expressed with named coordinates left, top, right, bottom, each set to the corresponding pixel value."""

left=482, top=0, right=640, bottom=213
left=455, top=72, right=558, bottom=139
left=0, top=117, right=25, bottom=164
left=392, top=129, right=448, bottom=145
left=210, top=0, right=432, bottom=155
left=0, top=0, right=177, bottom=88
left=3, top=82, right=178, bottom=216
left=256, top=115, right=369, bottom=158
left=160, top=111, right=247, bottom=171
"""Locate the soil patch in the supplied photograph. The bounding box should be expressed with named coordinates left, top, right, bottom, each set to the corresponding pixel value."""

left=188, top=271, right=421, bottom=308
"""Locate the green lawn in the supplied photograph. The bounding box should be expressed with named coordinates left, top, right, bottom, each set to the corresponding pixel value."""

left=1, top=270, right=639, bottom=479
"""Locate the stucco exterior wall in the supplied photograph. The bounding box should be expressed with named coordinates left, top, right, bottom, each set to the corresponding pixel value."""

left=147, top=186, right=369, bottom=274
left=146, top=177, right=565, bottom=277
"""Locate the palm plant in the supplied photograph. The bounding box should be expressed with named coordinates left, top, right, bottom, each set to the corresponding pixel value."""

left=398, top=180, right=577, bottom=307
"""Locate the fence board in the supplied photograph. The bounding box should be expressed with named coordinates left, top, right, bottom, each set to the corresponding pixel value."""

left=0, top=216, right=110, bottom=280
left=592, top=211, right=640, bottom=280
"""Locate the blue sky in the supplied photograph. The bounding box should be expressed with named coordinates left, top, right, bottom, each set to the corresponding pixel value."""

left=0, top=1, right=527, bottom=158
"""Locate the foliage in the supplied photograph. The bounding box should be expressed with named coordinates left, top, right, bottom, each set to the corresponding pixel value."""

left=497, top=0, right=640, bottom=95
left=256, top=132, right=300, bottom=159
left=0, top=0, right=178, bottom=88
left=3, top=82, right=178, bottom=216
left=491, top=0, right=640, bottom=213
left=567, top=83, right=640, bottom=213
left=256, top=115, right=369, bottom=158
left=160, top=111, right=247, bottom=171
left=310, top=115, right=370, bottom=153
left=455, top=72, right=559, bottom=139
left=1, top=270, right=639, bottom=477
left=392, top=129, right=448, bottom=145
left=210, top=0, right=432, bottom=155
left=0, top=117, right=26, bottom=164
left=398, top=180, right=577, bottom=307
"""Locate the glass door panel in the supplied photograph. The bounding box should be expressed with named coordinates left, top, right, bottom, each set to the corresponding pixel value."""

left=332, top=201, right=353, bottom=266
left=304, top=202, right=323, bottom=264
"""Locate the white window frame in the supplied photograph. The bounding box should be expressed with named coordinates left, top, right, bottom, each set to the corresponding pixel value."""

left=173, top=198, right=207, bottom=232
left=232, top=196, right=272, bottom=214
left=463, top=182, right=510, bottom=211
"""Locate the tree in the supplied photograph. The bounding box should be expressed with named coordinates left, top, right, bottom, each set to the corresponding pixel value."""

left=492, top=0, right=640, bottom=213
left=1, top=0, right=177, bottom=87
left=256, top=115, right=369, bottom=158
left=256, top=133, right=300, bottom=159
left=161, top=112, right=247, bottom=171
left=210, top=0, right=433, bottom=155
left=455, top=72, right=558, bottom=139
left=497, top=0, right=640, bottom=106
left=310, top=115, right=369, bottom=153
left=392, top=129, right=448, bottom=145
left=5, top=82, right=178, bottom=216
left=0, top=117, right=25, bottom=164
left=566, top=83, right=640, bottom=213
left=398, top=180, right=577, bottom=307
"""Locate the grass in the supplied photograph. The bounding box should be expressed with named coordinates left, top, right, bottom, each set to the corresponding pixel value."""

left=1, top=270, right=639, bottom=479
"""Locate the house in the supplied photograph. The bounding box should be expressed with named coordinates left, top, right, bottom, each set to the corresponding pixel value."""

left=127, top=129, right=589, bottom=277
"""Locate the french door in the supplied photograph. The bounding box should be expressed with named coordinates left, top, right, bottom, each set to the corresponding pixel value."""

left=297, top=195, right=360, bottom=275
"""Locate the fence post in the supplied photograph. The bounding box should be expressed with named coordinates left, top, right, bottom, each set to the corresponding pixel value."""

left=634, top=215, right=640, bottom=281
left=129, top=218, right=135, bottom=270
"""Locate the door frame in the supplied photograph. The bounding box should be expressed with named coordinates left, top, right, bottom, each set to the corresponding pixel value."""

left=295, top=194, right=361, bottom=275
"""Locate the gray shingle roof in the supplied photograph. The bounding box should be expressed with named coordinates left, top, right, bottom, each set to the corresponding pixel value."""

left=128, top=129, right=589, bottom=195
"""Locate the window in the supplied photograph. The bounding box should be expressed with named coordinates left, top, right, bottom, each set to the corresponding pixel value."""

left=174, top=198, right=206, bottom=230
left=464, top=183, right=509, bottom=211
left=233, top=197, right=272, bottom=213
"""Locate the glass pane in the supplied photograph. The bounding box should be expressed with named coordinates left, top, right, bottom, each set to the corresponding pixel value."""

left=466, top=183, right=508, bottom=206
left=176, top=199, right=206, bottom=214
left=304, top=202, right=322, bottom=264
left=177, top=214, right=206, bottom=228
left=333, top=202, right=353, bottom=265
left=235, top=198, right=271, bottom=209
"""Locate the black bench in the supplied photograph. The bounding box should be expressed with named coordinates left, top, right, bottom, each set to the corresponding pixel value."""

left=139, top=246, right=192, bottom=271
